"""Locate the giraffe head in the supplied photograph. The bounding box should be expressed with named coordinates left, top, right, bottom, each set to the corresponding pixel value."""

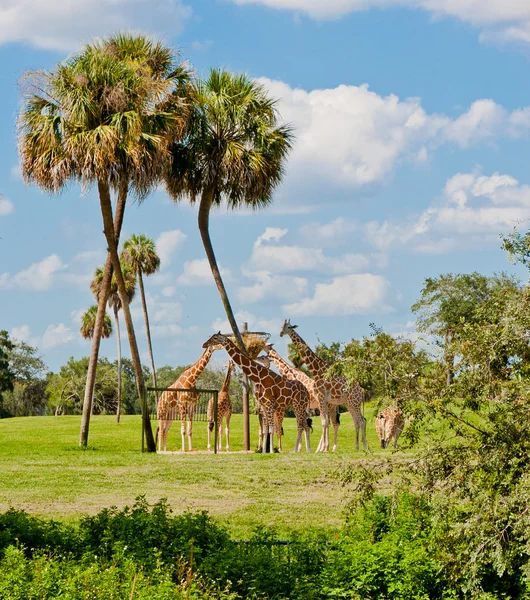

left=255, top=354, right=271, bottom=368
left=280, top=319, right=297, bottom=337
left=203, top=332, right=227, bottom=349
left=227, top=360, right=236, bottom=372
left=262, top=343, right=274, bottom=355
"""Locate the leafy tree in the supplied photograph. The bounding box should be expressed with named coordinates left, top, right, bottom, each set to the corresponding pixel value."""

left=165, top=69, right=293, bottom=353
left=121, top=234, right=160, bottom=396
left=2, top=338, right=48, bottom=417
left=91, top=262, right=136, bottom=423
left=19, top=33, right=190, bottom=450
left=0, top=331, right=15, bottom=417
left=411, top=272, right=518, bottom=384
left=46, top=357, right=117, bottom=416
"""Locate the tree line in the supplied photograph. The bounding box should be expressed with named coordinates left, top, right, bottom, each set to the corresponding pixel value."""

left=0, top=338, right=243, bottom=419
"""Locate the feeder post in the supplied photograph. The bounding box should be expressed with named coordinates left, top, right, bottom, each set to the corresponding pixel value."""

left=242, top=322, right=250, bottom=451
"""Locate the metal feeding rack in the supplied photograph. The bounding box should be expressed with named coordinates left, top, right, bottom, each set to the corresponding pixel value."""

left=221, top=330, right=271, bottom=359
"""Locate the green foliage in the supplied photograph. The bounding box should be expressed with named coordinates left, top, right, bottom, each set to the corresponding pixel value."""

left=46, top=357, right=118, bottom=415
left=0, top=331, right=14, bottom=416
left=1, top=338, right=48, bottom=417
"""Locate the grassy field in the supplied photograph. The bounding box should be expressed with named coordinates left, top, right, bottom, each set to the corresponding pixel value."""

left=0, top=408, right=407, bottom=536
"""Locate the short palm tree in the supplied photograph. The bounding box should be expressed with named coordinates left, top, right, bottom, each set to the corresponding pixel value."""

left=80, top=306, right=113, bottom=340
left=92, top=263, right=136, bottom=423
left=165, top=69, right=293, bottom=351
left=121, top=234, right=160, bottom=396
left=18, top=33, right=190, bottom=451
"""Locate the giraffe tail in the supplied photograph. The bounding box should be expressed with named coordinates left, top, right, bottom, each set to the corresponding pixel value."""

left=306, top=417, right=313, bottom=433
left=208, top=422, right=215, bottom=432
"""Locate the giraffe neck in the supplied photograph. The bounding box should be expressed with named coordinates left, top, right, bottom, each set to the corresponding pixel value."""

left=269, top=348, right=312, bottom=386
left=268, top=348, right=293, bottom=377
left=287, top=329, right=327, bottom=377
left=219, top=338, right=274, bottom=386
left=179, top=347, right=214, bottom=387
left=221, top=365, right=232, bottom=392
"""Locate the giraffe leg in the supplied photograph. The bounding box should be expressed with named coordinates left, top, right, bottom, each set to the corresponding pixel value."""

left=316, top=395, right=330, bottom=452
left=180, top=418, right=186, bottom=452
left=207, top=422, right=212, bottom=451
left=187, top=418, right=193, bottom=451
left=217, top=422, right=222, bottom=451
left=274, top=409, right=284, bottom=452
left=330, top=406, right=340, bottom=452
left=225, top=414, right=231, bottom=452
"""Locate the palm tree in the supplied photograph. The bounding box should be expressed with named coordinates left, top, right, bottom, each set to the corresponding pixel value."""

left=80, top=306, right=113, bottom=340
left=91, top=263, right=136, bottom=423
left=121, top=234, right=161, bottom=397
left=18, top=33, right=190, bottom=451
left=165, top=69, right=293, bottom=352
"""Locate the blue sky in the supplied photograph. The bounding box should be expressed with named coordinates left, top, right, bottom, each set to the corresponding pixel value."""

left=2, top=0, right=530, bottom=372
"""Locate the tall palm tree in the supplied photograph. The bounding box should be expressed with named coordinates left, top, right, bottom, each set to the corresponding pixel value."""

left=121, top=234, right=160, bottom=396
left=18, top=33, right=190, bottom=451
left=91, top=263, right=136, bottom=423
left=165, top=69, right=293, bottom=352
left=80, top=306, right=113, bottom=340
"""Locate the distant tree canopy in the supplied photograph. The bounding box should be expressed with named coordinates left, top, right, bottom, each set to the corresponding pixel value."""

left=0, top=331, right=15, bottom=416
left=1, top=335, right=47, bottom=418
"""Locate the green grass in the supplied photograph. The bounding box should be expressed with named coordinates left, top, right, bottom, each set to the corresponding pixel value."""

left=0, top=408, right=408, bottom=536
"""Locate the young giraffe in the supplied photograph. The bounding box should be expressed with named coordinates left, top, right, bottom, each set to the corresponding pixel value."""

left=258, top=344, right=338, bottom=451
left=280, top=319, right=367, bottom=452
left=207, top=361, right=234, bottom=452
left=375, top=407, right=404, bottom=449
left=203, top=333, right=311, bottom=453
left=157, top=346, right=216, bottom=452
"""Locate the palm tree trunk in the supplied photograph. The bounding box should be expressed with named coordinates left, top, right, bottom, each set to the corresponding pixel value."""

left=79, top=179, right=128, bottom=446
left=98, top=179, right=156, bottom=452
left=198, top=186, right=246, bottom=354
left=113, top=304, right=122, bottom=423
left=138, top=271, right=158, bottom=399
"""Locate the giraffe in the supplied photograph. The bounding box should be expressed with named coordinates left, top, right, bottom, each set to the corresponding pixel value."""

left=203, top=333, right=311, bottom=453
left=280, top=319, right=367, bottom=452
left=157, top=346, right=216, bottom=452
left=258, top=344, right=337, bottom=451
left=375, top=407, right=404, bottom=449
left=207, top=361, right=234, bottom=452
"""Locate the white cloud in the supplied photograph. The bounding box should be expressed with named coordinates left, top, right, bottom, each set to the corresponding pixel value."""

left=0, top=197, right=14, bottom=216
left=232, top=0, right=530, bottom=46
left=156, top=229, right=187, bottom=268
left=211, top=311, right=283, bottom=335
left=11, top=325, right=33, bottom=344
left=0, top=254, right=66, bottom=290
left=443, top=100, right=506, bottom=148
left=177, top=259, right=231, bottom=286
left=254, top=227, right=288, bottom=247
left=41, top=324, right=74, bottom=349
left=247, top=228, right=369, bottom=274
left=298, top=217, right=357, bottom=246
left=238, top=272, right=308, bottom=303
left=284, top=273, right=390, bottom=317
left=257, top=78, right=530, bottom=194
left=0, top=0, right=192, bottom=51
left=11, top=323, right=75, bottom=349
left=364, top=170, right=530, bottom=253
